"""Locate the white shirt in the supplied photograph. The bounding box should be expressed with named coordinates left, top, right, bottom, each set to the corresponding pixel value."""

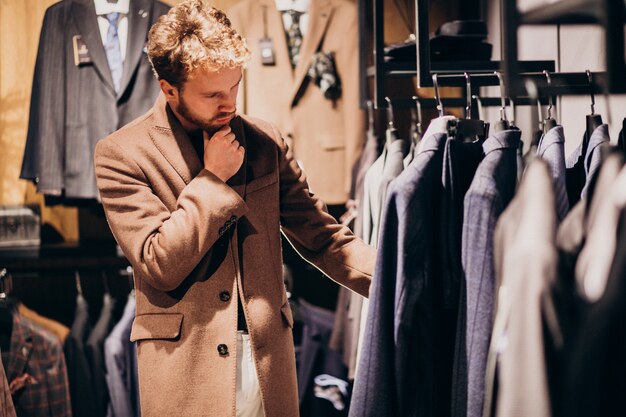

left=275, top=0, right=310, bottom=36
left=94, top=0, right=130, bottom=61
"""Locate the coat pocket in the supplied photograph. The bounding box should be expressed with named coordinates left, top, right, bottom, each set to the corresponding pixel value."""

left=130, top=313, right=183, bottom=342
left=280, top=302, right=294, bottom=329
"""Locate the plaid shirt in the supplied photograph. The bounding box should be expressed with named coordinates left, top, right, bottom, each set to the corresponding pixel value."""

left=1, top=313, right=72, bottom=417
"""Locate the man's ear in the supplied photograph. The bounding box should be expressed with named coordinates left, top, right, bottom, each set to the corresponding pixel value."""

left=160, top=79, right=179, bottom=101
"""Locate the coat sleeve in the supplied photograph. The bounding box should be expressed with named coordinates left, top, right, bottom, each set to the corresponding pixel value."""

left=20, top=5, right=66, bottom=195
left=273, top=124, right=374, bottom=298
left=94, top=138, right=249, bottom=291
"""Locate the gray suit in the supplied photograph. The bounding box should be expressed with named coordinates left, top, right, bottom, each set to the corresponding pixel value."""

left=459, top=130, right=520, bottom=417
left=537, top=125, right=569, bottom=221
left=20, top=0, right=169, bottom=200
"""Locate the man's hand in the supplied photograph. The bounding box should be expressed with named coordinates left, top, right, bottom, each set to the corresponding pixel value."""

left=203, top=126, right=244, bottom=182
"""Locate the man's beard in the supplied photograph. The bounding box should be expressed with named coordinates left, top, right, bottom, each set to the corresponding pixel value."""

left=177, top=93, right=234, bottom=135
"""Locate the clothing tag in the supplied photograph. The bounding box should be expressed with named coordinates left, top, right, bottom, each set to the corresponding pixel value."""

left=259, top=38, right=276, bottom=66
left=72, top=35, right=93, bottom=66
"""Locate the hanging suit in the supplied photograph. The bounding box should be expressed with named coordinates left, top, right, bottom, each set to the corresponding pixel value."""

left=0, top=356, right=16, bottom=417
left=228, top=0, right=365, bottom=205
left=20, top=0, right=169, bottom=200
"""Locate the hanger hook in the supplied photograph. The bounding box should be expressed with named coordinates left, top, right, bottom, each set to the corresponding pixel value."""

left=384, top=97, right=395, bottom=128
left=586, top=70, right=596, bottom=115
left=432, top=73, right=444, bottom=117
left=464, top=73, right=472, bottom=119
left=495, top=71, right=508, bottom=121
left=412, top=96, right=423, bottom=135
left=543, top=70, right=553, bottom=119
left=0, top=268, right=7, bottom=299
left=75, top=270, right=83, bottom=296
left=508, top=96, right=516, bottom=127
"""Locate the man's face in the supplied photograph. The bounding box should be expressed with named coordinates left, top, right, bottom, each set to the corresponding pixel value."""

left=162, top=66, right=243, bottom=134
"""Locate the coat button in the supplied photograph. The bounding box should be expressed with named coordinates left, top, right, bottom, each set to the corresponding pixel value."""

left=219, top=291, right=231, bottom=302
left=217, top=344, right=229, bottom=356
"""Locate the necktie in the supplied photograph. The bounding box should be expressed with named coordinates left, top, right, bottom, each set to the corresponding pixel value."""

left=283, top=10, right=303, bottom=68
left=105, top=12, right=123, bottom=93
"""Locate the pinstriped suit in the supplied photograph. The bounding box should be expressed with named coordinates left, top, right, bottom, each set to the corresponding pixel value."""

left=456, top=130, right=520, bottom=417
left=20, top=0, right=169, bottom=200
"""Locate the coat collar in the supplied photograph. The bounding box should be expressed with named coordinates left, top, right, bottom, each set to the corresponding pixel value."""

left=257, top=0, right=334, bottom=106
left=483, top=129, right=521, bottom=156
left=149, top=94, right=247, bottom=198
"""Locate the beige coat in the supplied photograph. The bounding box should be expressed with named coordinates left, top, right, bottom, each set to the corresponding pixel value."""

left=228, top=0, right=365, bottom=205
left=94, top=94, right=374, bottom=417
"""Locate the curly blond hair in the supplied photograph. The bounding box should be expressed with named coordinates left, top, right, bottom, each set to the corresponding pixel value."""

left=147, top=0, right=251, bottom=87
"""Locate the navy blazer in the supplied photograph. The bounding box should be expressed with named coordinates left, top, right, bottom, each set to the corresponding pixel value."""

left=349, top=133, right=447, bottom=417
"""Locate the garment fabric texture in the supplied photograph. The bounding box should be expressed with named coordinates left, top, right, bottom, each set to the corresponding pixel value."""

left=86, top=294, right=116, bottom=417
left=105, top=295, right=139, bottom=417
left=0, top=356, right=16, bottom=417
left=483, top=159, right=560, bottom=417
left=458, top=130, right=520, bottom=417
left=349, top=133, right=447, bottom=417
left=377, top=137, right=410, bottom=220
left=229, top=0, right=365, bottom=204
left=65, top=294, right=97, bottom=417
left=94, top=93, right=374, bottom=417
left=20, top=0, right=169, bottom=200
left=1, top=313, right=72, bottom=417
left=236, top=332, right=265, bottom=417
left=537, top=125, right=570, bottom=222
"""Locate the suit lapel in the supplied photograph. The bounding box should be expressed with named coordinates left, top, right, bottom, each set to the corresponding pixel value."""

left=289, top=0, right=333, bottom=104
left=71, top=0, right=116, bottom=94
left=118, top=0, right=152, bottom=99
left=5, top=315, right=34, bottom=385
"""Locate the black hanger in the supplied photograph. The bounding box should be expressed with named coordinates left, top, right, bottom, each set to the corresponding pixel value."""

left=384, top=97, right=400, bottom=145
left=583, top=70, right=603, bottom=157
left=447, top=73, right=487, bottom=142
left=493, top=71, right=510, bottom=132
left=542, top=70, right=557, bottom=134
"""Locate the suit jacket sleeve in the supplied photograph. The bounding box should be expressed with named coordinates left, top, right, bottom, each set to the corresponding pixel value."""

left=94, top=138, right=250, bottom=291
left=20, top=5, right=66, bottom=194
left=273, top=124, right=374, bottom=297
left=45, top=335, right=72, bottom=417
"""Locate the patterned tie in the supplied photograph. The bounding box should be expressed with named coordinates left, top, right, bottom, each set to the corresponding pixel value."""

left=105, top=12, right=123, bottom=93
left=283, top=10, right=303, bottom=68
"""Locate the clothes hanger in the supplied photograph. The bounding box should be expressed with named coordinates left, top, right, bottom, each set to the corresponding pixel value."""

left=102, top=271, right=111, bottom=296
left=508, top=96, right=517, bottom=129
left=542, top=70, right=557, bottom=134
left=366, top=100, right=375, bottom=136
left=583, top=69, right=603, bottom=157
left=384, top=96, right=400, bottom=145
left=75, top=270, right=84, bottom=297
left=447, top=73, right=487, bottom=142
left=493, top=71, right=510, bottom=132
left=433, top=73, right=445, bottom=118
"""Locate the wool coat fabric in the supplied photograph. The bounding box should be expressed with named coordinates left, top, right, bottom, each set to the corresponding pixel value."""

left=94, top=94, right=374, bottom=417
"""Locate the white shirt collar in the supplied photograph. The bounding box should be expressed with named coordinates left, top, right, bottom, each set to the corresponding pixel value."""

left=94, top=0, right=130, bottom=16
left=275, top=0, right=310, bottom=13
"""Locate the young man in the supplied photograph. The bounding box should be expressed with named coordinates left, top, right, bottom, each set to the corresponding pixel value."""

left=93, top=1, right=375, bottom=416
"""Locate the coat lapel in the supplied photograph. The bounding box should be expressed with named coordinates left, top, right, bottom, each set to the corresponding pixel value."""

left=71, top=0, right=116, bottom=94
left=289, top=0, right=333, bottom=105
left=149, top=94, right=246, bottom=200
left=118, top=0, right=152, bottom=99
